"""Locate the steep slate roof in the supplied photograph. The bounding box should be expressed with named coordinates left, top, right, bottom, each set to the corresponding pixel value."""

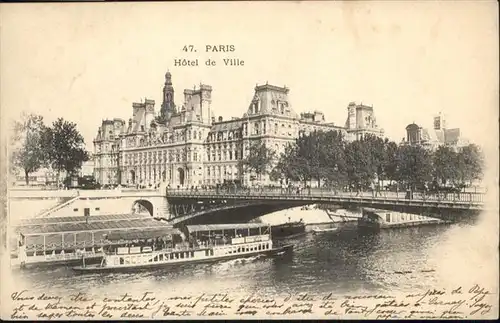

left=18, top=218, right=171, bottom=235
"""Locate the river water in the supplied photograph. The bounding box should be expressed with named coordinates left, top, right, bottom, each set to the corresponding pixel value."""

left=7, top=210, right=497, bottom=302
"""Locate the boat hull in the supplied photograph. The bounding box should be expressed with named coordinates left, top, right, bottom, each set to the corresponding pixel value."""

left=271, top=222, right=306, bottom=238
left=72, top=244, right=294, bottom=273
left=12, top=255, right=103, bottom=269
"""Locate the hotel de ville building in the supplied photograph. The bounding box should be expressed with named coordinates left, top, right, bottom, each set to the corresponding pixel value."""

left=93, top=71, right=384, bottom=187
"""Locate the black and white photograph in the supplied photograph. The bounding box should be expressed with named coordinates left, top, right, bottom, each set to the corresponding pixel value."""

left=1, top=1, right=498, bottom=320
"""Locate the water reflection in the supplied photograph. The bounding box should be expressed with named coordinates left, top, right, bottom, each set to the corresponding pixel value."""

left=10, top=222, right=486, bottom=299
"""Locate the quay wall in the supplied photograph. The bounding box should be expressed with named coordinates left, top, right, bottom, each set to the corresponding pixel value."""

left=8, top=189, right=166, bottom=220
left=9, top=199, right=65, bottom=222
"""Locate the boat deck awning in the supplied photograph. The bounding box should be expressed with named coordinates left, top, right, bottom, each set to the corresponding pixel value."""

left=18, top=218, right=172, bottom=235
left=186, top=223, right=270, bottom=233
left=104, top=227, right=182, bottom=241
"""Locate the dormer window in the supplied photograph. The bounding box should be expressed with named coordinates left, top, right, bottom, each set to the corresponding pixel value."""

left=254, top=102, right=259, bottom=114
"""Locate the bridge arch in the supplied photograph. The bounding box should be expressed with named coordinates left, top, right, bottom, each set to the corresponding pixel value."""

left=170, top=201, right=310, bottom=226
left=132, top=199, right=154, bottom=217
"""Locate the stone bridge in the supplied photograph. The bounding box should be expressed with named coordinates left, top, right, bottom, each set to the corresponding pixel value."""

left=164, top=188, right=486, bottom=225
left=8, top=187, right=488, bottom=225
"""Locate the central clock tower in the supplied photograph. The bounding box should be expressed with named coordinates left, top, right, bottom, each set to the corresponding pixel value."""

left=160, top=71, right=176, bottom=121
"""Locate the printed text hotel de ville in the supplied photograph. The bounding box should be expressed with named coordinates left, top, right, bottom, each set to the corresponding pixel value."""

left=174, top=45, right=245, bottom=68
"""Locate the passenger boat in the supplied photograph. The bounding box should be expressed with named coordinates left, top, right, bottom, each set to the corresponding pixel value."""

left=72, top=223, right=293, bottom=273
left=312, top=227, right=338, bottom=234
left=11, top=213, right=172, bottom=269
left=11, top=231, right=104, bottom=269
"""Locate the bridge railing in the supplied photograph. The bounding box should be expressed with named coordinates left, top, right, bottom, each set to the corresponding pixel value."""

left=166, top=187, right=485, bottom=204
left=8, top=189, right=79, bottom=199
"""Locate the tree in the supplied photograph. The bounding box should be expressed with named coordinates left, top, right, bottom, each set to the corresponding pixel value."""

left=270, top=142, right=314, bottom=184
left=433, top=145, right=460, bottom=187
left=239, top=140, right=276, bottom=183
left=294, top=132, right=319, bottom=185
left=318, top=130, right=347, bottom=189
left=43, top=118, right=90, bottom=186
left=396, top=145, right=433, bottom=190
left=362, top=134, right=386, bottom=186
left=458, top=144, right=484, bottom=187
left=383, top=140, right=399, bottom=184
left=10, top=113, right=47, bottom=185
left=291, top=130, right=343, bottom=187
left=345, top=139, right=376, bottom=191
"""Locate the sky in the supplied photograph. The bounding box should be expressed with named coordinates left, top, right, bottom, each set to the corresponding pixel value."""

left=1, top=1, right=498, bottom=154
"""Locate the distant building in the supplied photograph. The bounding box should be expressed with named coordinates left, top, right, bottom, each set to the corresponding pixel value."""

left=13, top=168, right=65, bottom=187
left=93, top=71, right=384, bottom=187
left=344, top=102, right=384, bottom=140
left=93, top=118, right=125, bottom=185
left=79, top=160, right=95, bottom=177
left=404, top=113, right=468, bottom=150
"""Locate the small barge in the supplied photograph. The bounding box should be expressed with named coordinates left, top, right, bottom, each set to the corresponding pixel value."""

left=271, top=219, right=306, bottom=238
left=358, top=208, right=446, bottom=230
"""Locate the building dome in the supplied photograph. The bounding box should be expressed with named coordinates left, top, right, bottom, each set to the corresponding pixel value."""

left=405, top=123, right=420, bottom=131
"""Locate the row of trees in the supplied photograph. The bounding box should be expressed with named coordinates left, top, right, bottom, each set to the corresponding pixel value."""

left=240, top=130, right=484, bottom=191
left=10, top=112, right=90, bottom=185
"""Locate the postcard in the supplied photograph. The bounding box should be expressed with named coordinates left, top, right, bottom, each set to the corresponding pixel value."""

left=0, top=1, right=498, bottom=320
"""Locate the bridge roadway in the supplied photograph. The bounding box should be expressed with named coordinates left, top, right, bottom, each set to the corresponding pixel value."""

left=8, top=187, right=488, bottom=224
left=165, top=187, right=486, bottom=224
left=166, top=187, right=485, bottom=208
left=9, top=187, right=486, bottom=208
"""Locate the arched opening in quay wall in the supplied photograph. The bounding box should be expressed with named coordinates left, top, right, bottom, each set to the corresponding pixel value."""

left=132, top=199, right=154, bottom=217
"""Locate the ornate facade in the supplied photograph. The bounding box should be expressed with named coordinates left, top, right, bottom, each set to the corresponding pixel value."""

left=93, top=72, right=384, bottom=187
